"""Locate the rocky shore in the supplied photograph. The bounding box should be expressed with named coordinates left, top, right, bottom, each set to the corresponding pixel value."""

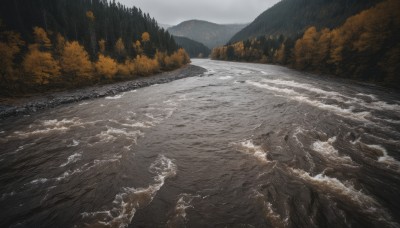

left=0, top=64, right=206, bottom=119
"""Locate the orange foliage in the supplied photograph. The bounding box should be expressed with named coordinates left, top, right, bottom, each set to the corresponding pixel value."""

left=117, top=59, right=135, bottom=76
left=274, top=43, right=285, bottom=64
left=134, top=40, right=142, bottom=55
left=60, top=41, right=93, bottom=80
left=33, top=27, right=51, bottom=50
left=0, top=31, right=25, bottom=82
left=55, top=33, right=66, bottom=56
left=98, top=39, right=106, bottom=53
left=294, top=26, right=319, bottom=69
left=134, top=55, right=159, bottom=76
left=141, top=32, right=150, bottom=42
left=115, top=38, right=125, bottom=56
left=95, top=54, right=118, bottom=79
left=164, top=48, right=190, bottom=69
left=23, top=45, right=60, bottom=85
left=86, top=11, right=95, bottom=21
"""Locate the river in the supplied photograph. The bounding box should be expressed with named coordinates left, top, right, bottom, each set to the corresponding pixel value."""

left=1, top=59, right=400, bottom=228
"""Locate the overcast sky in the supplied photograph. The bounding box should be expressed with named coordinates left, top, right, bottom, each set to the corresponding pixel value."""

left=117, top=0, right=280, bottom=25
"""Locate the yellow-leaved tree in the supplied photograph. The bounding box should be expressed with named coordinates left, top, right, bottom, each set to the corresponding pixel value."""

left=294, top=26, right=319, bottom=69
left=86, top=11, right=96, bottom=55
left=60, top=41, right=93, bottom=82
left=155, top=50, right=167, bottom=69
left=135, top=55, right=159, bottom=76
left=0, top=30, right=25, bottom=84
left=134, top=40, right=142, bottom=55
left=22, top=45, right=60, bottom=85
left=55, top=33, right=66, bottom=57
left=141, top=32, right=150, bottom=42
left=117, top=58, right=135, bottom=77
left=33, top=27, right=52, bottom=50
left=115, top=38, right=125, bottom=61
left=165, top=48, right=190, bottom=69
left=274, top=43, right=286, bottom=64
left=98, top=39, right=106, bottom=53
left=95, top=54, right=118, bottom=79
left=313, top=28, right=331, bottom=70
left=86, top=11, right=95, bottom=21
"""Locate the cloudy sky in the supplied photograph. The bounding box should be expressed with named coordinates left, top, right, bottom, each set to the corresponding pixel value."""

left=117, top=0, right=280, bottom=25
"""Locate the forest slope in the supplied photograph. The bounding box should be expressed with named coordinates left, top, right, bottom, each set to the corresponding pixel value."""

left=230, top=0, right=383, bottom=42
left=173, top=36, right=210, bottom=58
left=0, top=0, right=190, bottom=96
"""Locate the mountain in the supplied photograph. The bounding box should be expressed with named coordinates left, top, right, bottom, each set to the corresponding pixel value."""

left=168, top=20, right=247, bottom=49
left=159, top=23, right=172, bottom=30
left=230, top=0, right=383, bottom=42
left=173, top=36, right=210, bottom=58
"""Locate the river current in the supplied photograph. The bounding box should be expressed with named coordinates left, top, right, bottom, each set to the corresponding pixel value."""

left=1, top=59, right=400, bottom=227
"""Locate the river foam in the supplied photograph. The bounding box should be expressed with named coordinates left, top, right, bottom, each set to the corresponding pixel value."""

left=234, top=140, right=269, bottom=163
left=360, top=143, right=400, bottom=169
left=261, top=79, right=400, bottom=113
left=81, top=155, right=177, bottom=227
left=289, top=168, right=398, bottom=227
left=105, top=94, right=123, bottom=100
left=311, top=137, right=354, bottom=164
left=246, top=80, right=371, bottom=122
left=59, top=152, right=82, bottom=167
left=11, top=118, right=82, bottom=138
left=166, top=193, right=200, bottom=227
left=251, top=190, right=288, bottom=228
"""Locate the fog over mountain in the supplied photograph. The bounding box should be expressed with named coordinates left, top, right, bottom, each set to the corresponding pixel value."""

left=117, top=0, right=280, bottom=25
left=168, top=20, right=247, bottom=49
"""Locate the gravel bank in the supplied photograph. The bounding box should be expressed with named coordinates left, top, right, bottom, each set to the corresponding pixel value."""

left=0, top=64, right=206, bottom=119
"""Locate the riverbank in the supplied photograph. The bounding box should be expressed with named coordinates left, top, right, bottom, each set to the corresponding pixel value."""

left=0, top=64, right=206, bottom=119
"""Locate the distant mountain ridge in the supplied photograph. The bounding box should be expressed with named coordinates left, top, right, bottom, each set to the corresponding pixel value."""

left=230, top=0, right=383, bottom=42
left=168, top=20, right=247, bottom=49
left=159, top=23, right=172, bottom=30
left=173, top=36, right=210, bottom=58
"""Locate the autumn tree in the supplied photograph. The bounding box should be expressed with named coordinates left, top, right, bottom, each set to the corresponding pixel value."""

left=115, top=38, right=126, bottom=61
left=22, top=45, right=60, bottom=85
left=313, top=28, right=331, bottom=71
left=55, top=33, right=66, bottom=57
left=60, top=41, right=93, bottom=83
left=0, top=30, right=25, bottom=85
left=117, top=58, right=135, bottom=77
left=141, top=32, right=154, bottom=57
left=95, top=54, right=118, bottom=79
left=155, top=50, right=167, bottom=69
left=164, top=48, right=190, bottom=69
left=274, top=43, right=285, bottom=64
left=98, top=39, right=106, bottom=54
left=135, top=55, right=159, bottom=76
left=294, top=26, right=319, bottom=69
left=86, top=11, right=97, bottom=56
left=134, top=40, right=142, bottom=56
left=33, top=27, right=51, bottom=50
left=141, top=32, right=150, bottom=42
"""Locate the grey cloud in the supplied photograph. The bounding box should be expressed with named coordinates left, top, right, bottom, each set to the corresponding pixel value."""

left=117, top=0, right=280, bottom=25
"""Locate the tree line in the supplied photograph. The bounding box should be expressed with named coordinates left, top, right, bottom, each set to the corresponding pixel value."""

left=212, top=0, right=399, bottom=88
left=230, top=0, right=381, bottom=43
left=0, top=0, right=190, bottom=95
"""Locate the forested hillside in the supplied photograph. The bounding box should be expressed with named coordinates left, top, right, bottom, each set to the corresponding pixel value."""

left=212, top=0, right=400, bottom=88
left=168, top=20, right=247, bottom=49
left=0, top=0, right=190, bottom=96
left=173, top=36, right=210, bottom=58
left=230, top=0, right=382, bottom=43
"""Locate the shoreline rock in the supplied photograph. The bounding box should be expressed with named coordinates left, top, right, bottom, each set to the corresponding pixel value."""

left=0, top=64, right=207, bottom=120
